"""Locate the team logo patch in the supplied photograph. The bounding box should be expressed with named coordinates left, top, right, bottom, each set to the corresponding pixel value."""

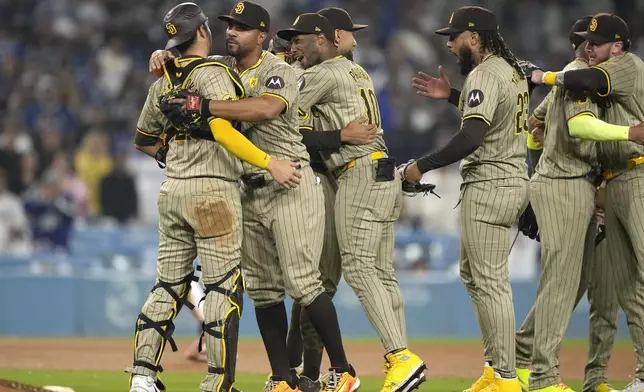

left=265, top=76, right=285, bottom=89
left=467, top=89, right=484, bottom=107
left=165, top=23, right=177, bottom=36
left=234, top=2, right=245, bottom=14
left=249, top=77, right=258, bottom=89
left=589, top=18, right=598, bottom=32
left=297, top=76, right=306, bottom=91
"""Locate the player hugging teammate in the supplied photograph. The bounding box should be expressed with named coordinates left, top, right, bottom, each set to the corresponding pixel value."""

left=126, top=2, right=644, bottom=392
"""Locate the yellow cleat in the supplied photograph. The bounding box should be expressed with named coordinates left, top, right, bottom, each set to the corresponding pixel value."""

left=380, top=349, right=427, bottom=392
left=516, top=368, right=530, bottom=392
left=267, top=380, right=301, bottom=392
left=530, top=383, right=576, bottom=392
left=464, top=366, right=495, bottom=392
left=596, top=383, right=616, bottom=392
left=480, top=378, right=523, bottom=392
left=324, top=368, right=360, bottom=392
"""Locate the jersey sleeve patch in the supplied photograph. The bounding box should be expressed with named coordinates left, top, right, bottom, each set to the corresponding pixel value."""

left=265, top=76, right=285, bottom=89
left=297, top=76, right=306, bottom=91
left=467, top=89, right=484, bottom=108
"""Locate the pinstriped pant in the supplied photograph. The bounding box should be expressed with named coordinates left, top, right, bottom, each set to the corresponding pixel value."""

left=318, top=170, right=342, bottom=295
left=335, top=155, right=407, bottom=353
left=516, top=207, right=620, bottom=392
left=459, top=177, right=529, bottom=378
left=604, top=167, right=644, bottom=381
left=516, top=175, right=596, bottom=389
left=128, top=178, right=243, bottom=392
left=242, top=165, right=326, bottom=308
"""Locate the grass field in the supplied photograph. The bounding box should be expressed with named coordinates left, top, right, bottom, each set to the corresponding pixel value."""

left=0, top=338, right=636, bottom=392
left=0, top=369, right=634, bottom=392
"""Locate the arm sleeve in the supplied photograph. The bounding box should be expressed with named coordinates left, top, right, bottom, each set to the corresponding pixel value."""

left=448, top=88, right=461, bottom=108
left=257, top=64, right=298, bottom=114
left=209, top=118, right=272, bottom=169
left=297, top=67, right=335, bottom=113
left=547, top=68, right=610, bottom=96
left=416, top=118, right=489, bottom=173
left=460, top=70, right=502, bottom=126
left=567, top=115, right=629, bottom=141
left=299, top=130, right=342, bottom=152
left=134, top=84, right=165, bottom=146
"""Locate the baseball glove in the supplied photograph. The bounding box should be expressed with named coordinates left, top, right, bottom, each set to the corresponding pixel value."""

left=397, top=160, right=440, bottom=198
left=518, top=202, right=540, bottom=242
left=517, top=59, right=543, bottom=95
left=158, top=88, right=208, bottom=132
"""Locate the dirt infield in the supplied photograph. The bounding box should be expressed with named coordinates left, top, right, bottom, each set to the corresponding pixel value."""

left=0, top=338, right=635, bottom=380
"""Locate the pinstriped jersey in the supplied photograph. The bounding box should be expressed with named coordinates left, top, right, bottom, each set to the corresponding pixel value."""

left=136, top=58, right=243, bottom=181
left=209, top=51, right=308, bottom=175
left=458, top=56, right=529, bottom=184
left=536, top=59, right=600, bottom=178
left=532, top=89, right=554, bottom=123
left=593, top=53, right=644, bottom=169
left=297, top=56, right=387, bottom=171
left=291, top=61, right=305, bottom=78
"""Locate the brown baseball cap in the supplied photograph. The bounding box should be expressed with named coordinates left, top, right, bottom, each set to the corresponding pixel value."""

left=276, top=13, right=334, bottom=41
left=574, top=13, right=630, bottom=45
left=218, top=1, right=270, bottom=32
left=435, top=6, right=498, bottom=36
left=163, top=2, right=208, bottom=50
left=317, top=7, right=368, bottom=32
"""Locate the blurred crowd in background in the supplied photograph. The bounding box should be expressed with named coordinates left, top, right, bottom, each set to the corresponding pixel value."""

left=0, top=0, right=636, bottom=271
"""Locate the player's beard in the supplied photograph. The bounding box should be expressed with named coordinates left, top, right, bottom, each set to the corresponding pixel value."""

left=226, top=38, right=246, bottom=57
left=343, top=51, right=354, bottom=61
left=457, top=46, right=475, bottom=76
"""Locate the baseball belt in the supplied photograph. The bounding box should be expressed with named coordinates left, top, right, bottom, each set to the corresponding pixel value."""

left=603, top=155, right=644, bottom=181
left=333, top=151, right=386, bottom=178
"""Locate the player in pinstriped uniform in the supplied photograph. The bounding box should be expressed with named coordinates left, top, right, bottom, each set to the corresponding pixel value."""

left=127, top=3, right=302, bottom=392
left=406, top=7, right=529, bottom=392
left=272, top=9, right=379, bottom=391
left=532, top=13, right=644, bottom=392
left=148, top=3, right=360, bottom=392
left=511, top=16, right=621, bottom=392
left=279, top=13, right=427, bottom=392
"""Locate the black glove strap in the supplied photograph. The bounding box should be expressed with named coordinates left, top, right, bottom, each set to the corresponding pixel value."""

left=201, top=98, right=212, bottom=117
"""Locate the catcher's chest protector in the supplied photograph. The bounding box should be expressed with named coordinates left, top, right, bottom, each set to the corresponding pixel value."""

left=162, top=57, right=245, bottom=98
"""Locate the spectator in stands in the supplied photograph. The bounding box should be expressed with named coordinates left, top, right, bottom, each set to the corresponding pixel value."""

left=0, top=168, right=31, bottom=255
left=23, top=171, right=75, bottom=254
left=99, top=153, right=138, bottom=225
left=74, top=130, right=112, bottom=218
left=51, top=152, right=89, bottom=218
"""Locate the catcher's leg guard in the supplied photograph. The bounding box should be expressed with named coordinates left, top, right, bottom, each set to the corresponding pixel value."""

left=126, top=273, right=197, bottom=389
left=199, top=266, right=245, bottom=392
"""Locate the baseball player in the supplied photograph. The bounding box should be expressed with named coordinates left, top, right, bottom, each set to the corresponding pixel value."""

left=148, top=3, right=360, bottom=392
left=278, top=13, right=427, bottom=392
left=531, top=13, right=644, bottom=392
left=405, top=6, right=531, bottom=392
left=126, top=3, right=302, bottom=392
left=512, top=16, right=622, bottom=392
left=276, top=8, right=377, bottom=391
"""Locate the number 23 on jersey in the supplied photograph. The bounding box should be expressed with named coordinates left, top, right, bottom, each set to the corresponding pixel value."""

left=515, top=91, right=529, bottom=135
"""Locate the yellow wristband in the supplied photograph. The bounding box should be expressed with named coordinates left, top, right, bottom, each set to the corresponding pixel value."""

left=527, top=133, right=543, bottom=150
left=543, top=72, right=557, bottom=86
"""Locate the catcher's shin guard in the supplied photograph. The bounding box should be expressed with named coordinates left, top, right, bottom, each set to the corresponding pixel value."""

left=199, top=266, right=245, bottom=392
left=127, top=273, right=198, bottom=388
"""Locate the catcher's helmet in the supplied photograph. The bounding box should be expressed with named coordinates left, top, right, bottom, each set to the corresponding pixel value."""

left=163, top=2, right=208, bottom=50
